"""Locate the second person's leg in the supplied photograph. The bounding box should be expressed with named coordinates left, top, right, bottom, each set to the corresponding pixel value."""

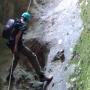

left=20, top=45, right=43, bottom=75
left=20, top=45, right=53, bottom=82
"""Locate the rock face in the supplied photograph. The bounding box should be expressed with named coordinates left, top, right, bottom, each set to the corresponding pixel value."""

left=52, top=50, right=65, bottom=63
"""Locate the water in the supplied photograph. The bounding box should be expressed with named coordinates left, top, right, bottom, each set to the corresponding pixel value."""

left=25, top=0, right=83, bottom=90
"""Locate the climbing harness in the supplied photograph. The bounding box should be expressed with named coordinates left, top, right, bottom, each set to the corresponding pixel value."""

left=27, top=0, right=32, bottom=12
left=8, top=54, right=14, bottom=90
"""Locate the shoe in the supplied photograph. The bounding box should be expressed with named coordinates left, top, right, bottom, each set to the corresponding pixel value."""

left=39, top=74, right=53, bottom=82
left=6, top=74, right=15, bottom=82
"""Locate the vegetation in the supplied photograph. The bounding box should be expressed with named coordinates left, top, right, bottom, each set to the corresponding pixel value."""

left=69, top=0, right=90, bottom=90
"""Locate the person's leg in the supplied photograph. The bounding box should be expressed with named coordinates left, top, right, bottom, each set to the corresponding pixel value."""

left=20, top=45, right=42, bottom=75
left=20, top=45, right=53, bottom=82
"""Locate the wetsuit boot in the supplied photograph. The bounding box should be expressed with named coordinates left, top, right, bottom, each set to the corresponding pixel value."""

left=39, top=73, right=53, bottom=82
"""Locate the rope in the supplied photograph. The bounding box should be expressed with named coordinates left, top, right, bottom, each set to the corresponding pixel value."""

left=27, top=0, right=32, bottom=12
left=8, top=54, right=14, bottom=90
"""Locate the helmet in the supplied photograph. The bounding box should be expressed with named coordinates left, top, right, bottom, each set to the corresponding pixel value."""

left=21, top=12, right=31, bottom=22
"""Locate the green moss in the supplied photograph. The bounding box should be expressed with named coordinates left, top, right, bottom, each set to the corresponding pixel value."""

left=69, top=0, right=90, bottom=90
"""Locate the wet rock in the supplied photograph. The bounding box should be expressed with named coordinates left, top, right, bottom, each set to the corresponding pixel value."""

left=71, top=51, right=80, bottom=60
left=52, top=83, right=55, bottom=87
left=48, top=69, right=53, bottom=73
left=15, top=70, right=43, bottom=90
left=67, top=32, right=69, bottom=35
left=64, top=64, right=71, bottom=71
left=52, top=50, right=65, bottom=63
left=34, top=75, right=39, bottom=80
left=31, top=81, right=43, bottom=88
left=64, top=66, right=68, bottom=71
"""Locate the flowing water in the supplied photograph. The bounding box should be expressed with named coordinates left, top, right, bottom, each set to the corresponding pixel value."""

left=25, top=0, right=83, bottom=90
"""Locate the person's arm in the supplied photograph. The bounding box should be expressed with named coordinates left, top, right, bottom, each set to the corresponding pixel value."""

left=13, top=31, right=22, bottom=53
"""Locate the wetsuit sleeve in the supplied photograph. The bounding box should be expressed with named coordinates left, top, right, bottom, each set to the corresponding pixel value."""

left=14, top=21, right=27, bottom=32
left=18, top=24, right=27, bottom=32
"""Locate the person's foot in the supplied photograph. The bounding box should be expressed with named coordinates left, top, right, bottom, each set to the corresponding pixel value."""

left=39, top=74, right=53, bottom=82
left=6, top=74, right=15, bottom=82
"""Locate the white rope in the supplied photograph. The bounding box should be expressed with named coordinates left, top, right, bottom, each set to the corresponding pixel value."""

left=27, top=0, right=32, bottom=12
left=8, top=54, right=14, bottom=90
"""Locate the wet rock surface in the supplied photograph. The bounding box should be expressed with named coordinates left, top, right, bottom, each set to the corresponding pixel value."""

left=52, top=50, right=65, bottom=63
left=0, top=66, right=44, bottom=90
left=0, top=0, right=83, bottom=90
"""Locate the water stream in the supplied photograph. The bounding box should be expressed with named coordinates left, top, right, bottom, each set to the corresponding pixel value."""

left=25, top=0, right=83, bottom=90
